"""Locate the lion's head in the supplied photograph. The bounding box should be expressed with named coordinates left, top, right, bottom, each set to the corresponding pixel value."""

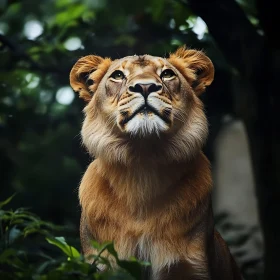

left=70, top=46, right=214, bottom=164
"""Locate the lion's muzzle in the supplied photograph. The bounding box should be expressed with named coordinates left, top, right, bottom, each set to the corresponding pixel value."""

left=117, top=79, right=173, bottom=136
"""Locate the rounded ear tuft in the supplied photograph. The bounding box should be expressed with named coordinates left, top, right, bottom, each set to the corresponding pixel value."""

left=168, top=46, right=214, bottom=95
left=69, top=55, right=111, bottom=102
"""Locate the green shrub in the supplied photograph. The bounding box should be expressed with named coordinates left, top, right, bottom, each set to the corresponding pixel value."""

left=0, top=195, right=148, bottom=279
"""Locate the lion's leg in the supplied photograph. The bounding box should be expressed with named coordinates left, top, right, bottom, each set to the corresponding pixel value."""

left=154, top=261, right=208, bottom=280
left=207, top=231, right=242, bottom=280
left=80, top=212, right=97, bottom=261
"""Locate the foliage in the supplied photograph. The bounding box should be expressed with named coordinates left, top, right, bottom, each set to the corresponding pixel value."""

left=0, top=0, right=264, bottom=279
left=0, top=196, right=148, bottom=279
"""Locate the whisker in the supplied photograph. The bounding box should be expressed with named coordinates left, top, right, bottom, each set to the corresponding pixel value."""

left=153, top=96, right=172, bottom=105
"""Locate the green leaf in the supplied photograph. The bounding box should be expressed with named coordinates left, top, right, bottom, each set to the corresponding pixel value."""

left=150, top=0, right=165, bottom=22
left=103, top=242, right=119, bottom=260
left=0, top=210, right=12, bottom=220
left=54, top=4, right=86, bottom=27
left=117, top=259, right=143, bottom=280
left=0, top=249, right=17, bottom=263
left=36, top=259, right=56, bottom=274
left=0, top=194, right=16, bottom=209
left=91, top=240, right=102, bottom=250
left=46, top=236, right=80, bottom=259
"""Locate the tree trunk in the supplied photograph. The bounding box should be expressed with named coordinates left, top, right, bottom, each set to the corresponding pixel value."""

left=187, top=0, right=280, bottom=279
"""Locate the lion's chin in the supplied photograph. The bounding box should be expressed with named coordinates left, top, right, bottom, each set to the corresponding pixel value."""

left=122, top=113, right=169, bottom=137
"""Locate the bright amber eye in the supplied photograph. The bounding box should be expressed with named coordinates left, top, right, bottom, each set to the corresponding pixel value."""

left=110, top=70, right=125, bottom=80
left=160, top=69, right=175, bottom=79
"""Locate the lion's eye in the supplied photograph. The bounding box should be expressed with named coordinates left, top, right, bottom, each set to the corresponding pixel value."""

left=160, top=69, right=175, bottom=79
left=110, top=70, right=125, bottom=80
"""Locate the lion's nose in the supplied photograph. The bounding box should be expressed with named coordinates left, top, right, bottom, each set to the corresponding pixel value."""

left=129, top=83, right=162, bottom=98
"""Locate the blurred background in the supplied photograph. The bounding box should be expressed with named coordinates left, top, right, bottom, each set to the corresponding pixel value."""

left=1, top=0, right=279, bottom=279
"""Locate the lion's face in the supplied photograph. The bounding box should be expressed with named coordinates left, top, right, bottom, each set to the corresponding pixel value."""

left=70, top=46, right=214, bottom=163
left=104, top=56, right=181, bottom=136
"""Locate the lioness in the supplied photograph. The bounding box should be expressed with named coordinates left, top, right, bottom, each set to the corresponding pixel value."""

left=70, top=46, right=241, bottom=280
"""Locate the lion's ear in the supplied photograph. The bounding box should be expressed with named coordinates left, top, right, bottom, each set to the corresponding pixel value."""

left=69, top=55, right=111, bottom=102
left=168, top=46, right=214, bottom=95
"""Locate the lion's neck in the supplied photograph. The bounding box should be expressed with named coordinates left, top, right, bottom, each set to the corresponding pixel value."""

left=95, top=154, right=205, bottom=212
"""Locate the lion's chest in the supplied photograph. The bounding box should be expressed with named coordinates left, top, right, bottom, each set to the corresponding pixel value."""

left=90, top=211, right=207, bottom=279
left=89, top=199, right=186, bottom=270
left=80, top=162, right=209, bottom=277
left=97, top=218, right=182, bottom=276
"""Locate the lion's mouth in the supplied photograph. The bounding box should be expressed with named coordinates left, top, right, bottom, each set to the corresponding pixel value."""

left=120, top=104, right=171, bottom=126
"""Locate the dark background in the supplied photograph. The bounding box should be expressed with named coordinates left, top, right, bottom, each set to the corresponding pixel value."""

left=1, top=0, right=279, bottom=279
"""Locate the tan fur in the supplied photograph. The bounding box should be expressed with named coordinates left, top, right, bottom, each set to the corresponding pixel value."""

left=168, top=46, right=214, bottom=95
left=70, top=46, right=241, bottom=279
left=70, top=55, right=112, bottom=101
